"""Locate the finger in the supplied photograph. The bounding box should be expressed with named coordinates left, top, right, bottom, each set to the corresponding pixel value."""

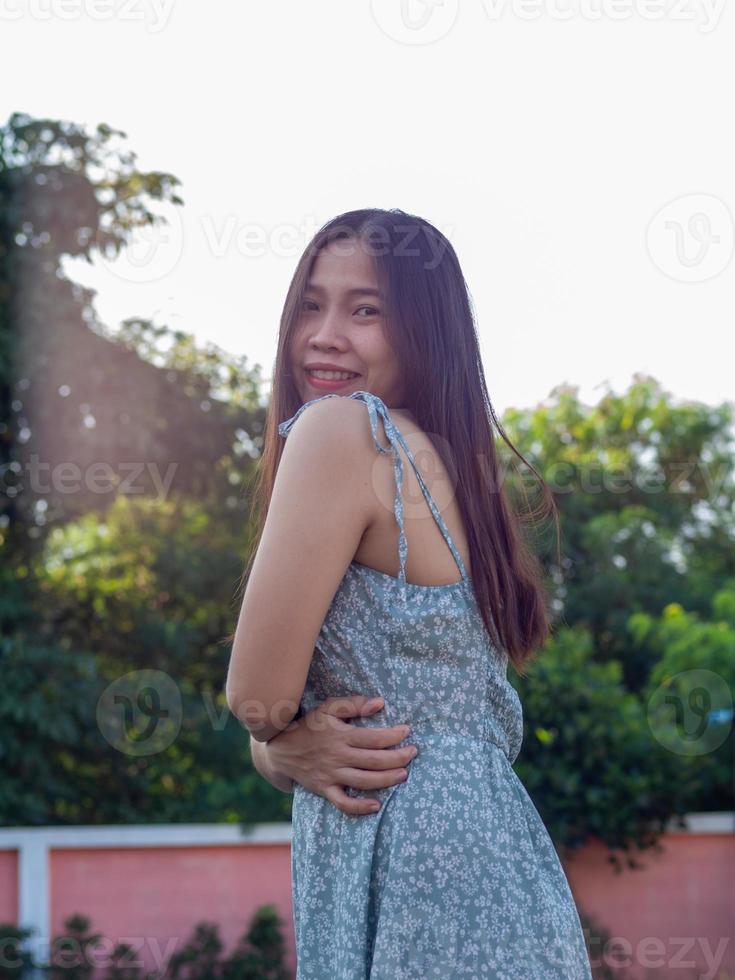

left=339, top=743, right=417, bottom=772
left=336, top=766, right=410, bottom=790
left=346, top=724, right=413, bottom=750
left=320, top=695, right=383, bottom=720
left=357, top=696, right=385, bottom=716
left=324, top=784, right=382, bottom=817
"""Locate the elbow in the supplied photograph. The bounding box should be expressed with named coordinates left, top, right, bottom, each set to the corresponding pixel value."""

left=226, top=685, right=261, bottom=733
left=249, top=726, right=281, bottom=744
left=226, top=686, right=298, bottom=742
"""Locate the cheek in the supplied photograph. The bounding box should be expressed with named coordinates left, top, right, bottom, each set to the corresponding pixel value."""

left=357, top=331, right=393, bottom=365
left=289, top=326, right=308, bottom=359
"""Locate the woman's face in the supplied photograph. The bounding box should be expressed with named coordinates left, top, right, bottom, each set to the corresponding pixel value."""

left=289, top=237, right=406, bottom=409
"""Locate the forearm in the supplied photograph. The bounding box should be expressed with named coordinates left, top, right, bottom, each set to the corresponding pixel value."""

left=249, top=734, right=295, bottom=794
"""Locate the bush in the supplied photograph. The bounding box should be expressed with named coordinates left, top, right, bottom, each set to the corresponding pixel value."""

left=1, top=905, right=291, bottom=980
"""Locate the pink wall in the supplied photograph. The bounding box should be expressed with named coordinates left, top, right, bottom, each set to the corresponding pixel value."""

left=2, top=821, right=733, bottom=979
left=564, top=831, right=735, bottom=979
left=0, top=850, right=18, bottom=923
left=51, top=844, right=295, bottom=977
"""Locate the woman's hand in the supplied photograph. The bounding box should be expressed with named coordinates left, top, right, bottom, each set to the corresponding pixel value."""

left=261, top=695, right=418, bottom=816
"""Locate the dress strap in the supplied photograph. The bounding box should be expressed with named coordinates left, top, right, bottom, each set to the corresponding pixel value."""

left=278, top=390, right=469, bottom=585
left=277, top=393, right=343, bottom=438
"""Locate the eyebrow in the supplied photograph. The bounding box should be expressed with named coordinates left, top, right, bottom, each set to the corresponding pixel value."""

left=305, top=282, right=383, bottom=299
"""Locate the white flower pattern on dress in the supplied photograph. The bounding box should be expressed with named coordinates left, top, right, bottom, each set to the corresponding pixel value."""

left=278, top=391, right=593, bottom=979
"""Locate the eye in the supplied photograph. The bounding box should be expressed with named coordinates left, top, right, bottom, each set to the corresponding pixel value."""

left=301, top=299, right=318, bottom=311
left=356, top=305, right=379, bottom=317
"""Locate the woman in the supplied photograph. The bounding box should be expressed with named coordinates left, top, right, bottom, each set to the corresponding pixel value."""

left=226, top=208, right=593, bottom=978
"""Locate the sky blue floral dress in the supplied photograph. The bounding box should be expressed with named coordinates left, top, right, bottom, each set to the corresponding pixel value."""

left=278, top=390, right=592, bottom=980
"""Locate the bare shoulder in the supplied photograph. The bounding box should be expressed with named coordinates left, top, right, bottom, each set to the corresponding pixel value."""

left=276, top=395, right=383, bottom=531
left=281, top=394, right=385, bottom=459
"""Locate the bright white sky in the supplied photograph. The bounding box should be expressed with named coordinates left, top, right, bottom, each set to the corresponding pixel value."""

left=3, top=0, right=734, bottom=414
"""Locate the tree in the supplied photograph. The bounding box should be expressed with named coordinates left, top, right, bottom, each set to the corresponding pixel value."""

left=2, top=112, right=733, bottom=853
left=501, top=376, right=735, bottom=689
left=0, top=112, right=279, bottom=826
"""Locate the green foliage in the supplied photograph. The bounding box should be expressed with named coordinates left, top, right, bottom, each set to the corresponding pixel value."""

left=46, top=914, right=102, bottom=980
left=166, top=922, right=223, bottom=980
left=510, top=627, right=694, bottom=868
left=101, top=941, right=149, bottom=980
left=0, top=111, right=283, bottom=828
left=0, top=495, right=292, bottom=825
left=0, top=629, right=102, bottom=824
left=502, top=376, right=735, bottom=687
left=2, top=110, right=734, bottom=863
left=501, top=375, right=735, bottom=838
left=165, top=906, right=290, bottom=980
left=0, top=111, right=264, bottom=563
left=635, top=592, right=735, bottom=808
left=4, top=907, right=290, bottom=979
left=0, top=924, right=35, bottom=978
left=578, top=909, right=635, bottom=979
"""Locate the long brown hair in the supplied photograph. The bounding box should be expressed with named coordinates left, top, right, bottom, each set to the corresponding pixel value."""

left=231, top=208, right=560, bottom=676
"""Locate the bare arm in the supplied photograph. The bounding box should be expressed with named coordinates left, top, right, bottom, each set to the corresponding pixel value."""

left=247, top=695, right=418, bottom=816
left=250, top=733, right=294, bottom=794
left=226, top=399, right=377, bottom=741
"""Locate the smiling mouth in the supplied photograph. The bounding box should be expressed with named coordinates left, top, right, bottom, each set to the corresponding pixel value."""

left=306, top=369, right=361, bottom=381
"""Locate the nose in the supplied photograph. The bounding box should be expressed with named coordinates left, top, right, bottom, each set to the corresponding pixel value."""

left=308, top=309, right=348, bottom=350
